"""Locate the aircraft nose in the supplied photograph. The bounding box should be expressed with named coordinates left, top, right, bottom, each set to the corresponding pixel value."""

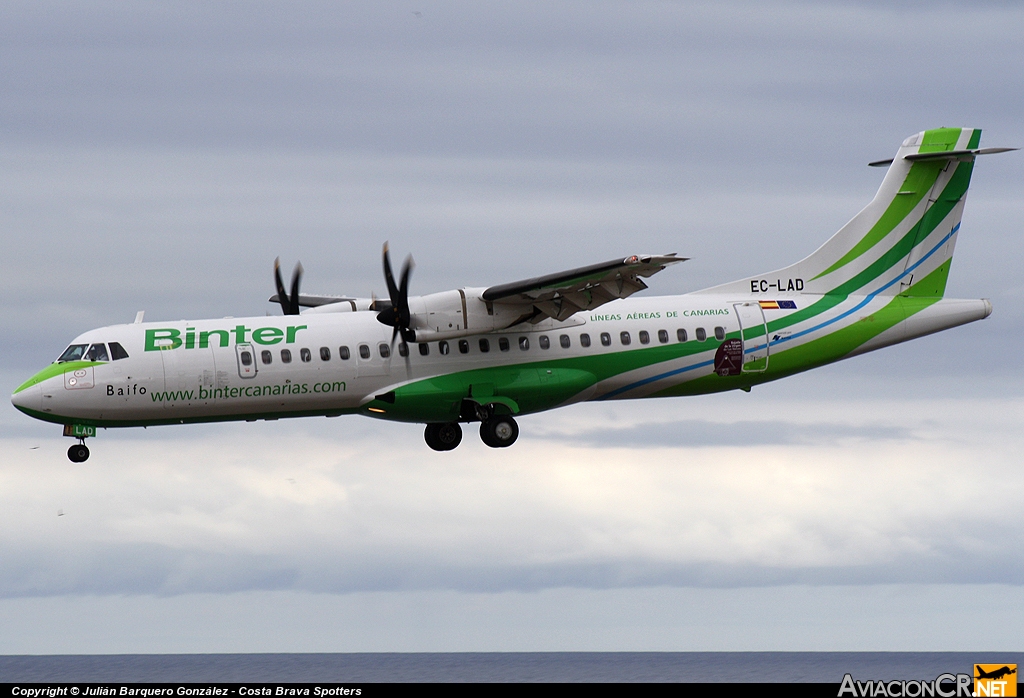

left=11, top=383, right=42, bottom=414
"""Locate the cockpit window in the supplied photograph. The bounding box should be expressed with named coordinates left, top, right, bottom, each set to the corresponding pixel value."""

left=56, top=344, right=88, bottom=363
left=85, top=344, right=110, bottom=362
left=109, top=342, right=130, bottom=360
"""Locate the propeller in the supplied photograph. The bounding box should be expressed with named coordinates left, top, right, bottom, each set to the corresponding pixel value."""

left=376, top=243, right=416, bottom=344
left=274, top=257, right=303, bottom=316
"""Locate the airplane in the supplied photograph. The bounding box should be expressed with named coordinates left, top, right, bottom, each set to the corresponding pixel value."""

left=11, top=127, right=1016, bottom=462
left=975, top=666, right=1017, bottom=681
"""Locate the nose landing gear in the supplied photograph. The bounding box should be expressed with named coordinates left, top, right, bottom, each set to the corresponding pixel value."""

left=62, top=424, right=95, bottom=462
left=68, top=441, right=90, bottom=463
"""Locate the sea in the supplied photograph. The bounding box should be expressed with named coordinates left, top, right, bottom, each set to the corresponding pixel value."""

left=0, top=652, right=1020, bottom=683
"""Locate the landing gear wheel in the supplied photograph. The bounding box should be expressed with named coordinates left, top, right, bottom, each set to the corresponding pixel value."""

left=424, top=422, right=463, bottom=451
left=480, top=416, right=519, bottom=448
left=68, top=444, right=90, bottom=463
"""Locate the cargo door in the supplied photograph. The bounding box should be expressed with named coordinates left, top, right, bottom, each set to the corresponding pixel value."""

left=236, top=343, right=257, bottom=379
left=733, top=302, right=769, bottom=372
left=160, top=344, right=217, bottom=409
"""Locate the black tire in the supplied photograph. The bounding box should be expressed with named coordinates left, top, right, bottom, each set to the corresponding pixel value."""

left=480, top=416, right=519, bottom=448
left=68, top=444, right=90, bottom=463
left=424, top=422, right=463, bottom=451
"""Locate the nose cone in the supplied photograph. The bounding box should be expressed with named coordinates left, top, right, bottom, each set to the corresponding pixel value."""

left=11, top=382, right=42, bottom=415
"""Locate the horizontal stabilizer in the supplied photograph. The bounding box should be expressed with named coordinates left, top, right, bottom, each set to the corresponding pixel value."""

left=869, top=146, right=1017, bottom=167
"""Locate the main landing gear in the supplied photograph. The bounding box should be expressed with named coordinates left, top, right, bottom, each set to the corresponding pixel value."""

left=423, top=415, right=520, bottom=451
left=424, top=422, right=463, bottom=451
left=68, top=441, right=90, bottom=463
left=479, top=415, right=519, bottom=448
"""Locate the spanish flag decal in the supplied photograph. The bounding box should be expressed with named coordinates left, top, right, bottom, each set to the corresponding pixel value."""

left=758, top=300, right=797, bottom=310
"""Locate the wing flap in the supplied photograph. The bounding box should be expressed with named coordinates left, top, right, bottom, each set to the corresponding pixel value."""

left=483, top=254, right=684, bottom=322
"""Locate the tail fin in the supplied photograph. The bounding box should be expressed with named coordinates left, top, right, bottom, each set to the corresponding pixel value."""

left=697, top=127, right=982, bottom=298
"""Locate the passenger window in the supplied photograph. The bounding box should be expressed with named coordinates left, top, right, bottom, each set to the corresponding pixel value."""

left=339, top=346, right=351, bottom=360
left=696, top=328, right=707, bottom=342
left=320, top=347, right=331, bottom=361
left=559, top=334, right=570, bottom=349
left=439, top=340, right=450, bottom=355
left=658, top=329, right=669, bottom=344
left=580, top=333, right=591, bottom=347
left=539, top=335, right=550, bottom=350
left=715, top=326, right=726, bottom=340
left=600, top=332, right=611, bottom=347
left=620, top=331, right=631, bottom=346
left=378, top=343, right=390, bottom=358
left=399, top=342, right=409, bottom=357
left=499, top=337, right=510, bottom=352
left=419, top=343, right=430, bottom=356
left=458, top=339, right=469, bottom=354
left=85, top=344, right=109, bottom=362
left=358, top=344, right=370, bottom=359
left=261, top=350, right=272, bottom=365
left=639, top=331, right=650, bottom=345
left=518, top=336, right=529, bottom=350
left=479, top=338, right=490, bottom=353
left=300, top=348, right=312, bottom=362
left=240, top=350, right=253, bottom=366
left=109, top=342, right=130, bottom=360
left=57, top=344, right=88, bottom=363
left=677, top=328, right=687, bottom=342
left=281, top=349, right=292, bottom=363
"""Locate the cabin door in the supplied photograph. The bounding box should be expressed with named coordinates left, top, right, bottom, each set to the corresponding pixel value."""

left=733, top=302, right=769, bottom=372
left=160, top=346, right=215, bottom=409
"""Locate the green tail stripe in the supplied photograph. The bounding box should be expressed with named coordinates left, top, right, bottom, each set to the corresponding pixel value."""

left=764, top=159, right=973, bottom=336
left=903, top=259, right=952, bottom=297
left=812, top=127, right=972, bottom=281
left=918, top=127, right=963, bottom=153
left=813, top=160, right=944, bottom=280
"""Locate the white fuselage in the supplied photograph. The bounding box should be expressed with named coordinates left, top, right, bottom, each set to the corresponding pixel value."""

left=12, top=292, right=990, bottom=428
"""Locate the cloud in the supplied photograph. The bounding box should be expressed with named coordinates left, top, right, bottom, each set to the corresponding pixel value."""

left=3, top=585, right=1024, bottom=654
left=2, top=394, right=1021, bottom=597
left=535, top=419, right=913, bottom=448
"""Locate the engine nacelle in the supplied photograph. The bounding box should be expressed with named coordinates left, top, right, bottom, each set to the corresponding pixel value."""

left=408, top=288, right=530, bottom=342
left=302, top=298, right=377, bottom=314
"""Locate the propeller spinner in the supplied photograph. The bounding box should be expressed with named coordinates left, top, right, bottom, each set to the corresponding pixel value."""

left=376, top=243, right=415, bottom=343
left=274, top=258, right=303, bottom=316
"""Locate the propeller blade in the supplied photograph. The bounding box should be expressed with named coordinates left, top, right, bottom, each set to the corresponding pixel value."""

left=382, top=242, right=400, bottom=307
left=378, top=243, right=416, bottom=342
left=273, top=258, right=303, bottom=316
left=274, top=258, right=291, bottom=315
left=289, top=262, right=303, bottom=316
left=398, top=255, right=414, bottom=328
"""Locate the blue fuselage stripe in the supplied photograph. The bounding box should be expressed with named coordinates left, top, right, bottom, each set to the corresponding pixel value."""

left=597, top=223, right=959, bottom=400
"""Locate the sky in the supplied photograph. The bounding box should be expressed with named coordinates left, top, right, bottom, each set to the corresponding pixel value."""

left=1, top=0, right=1023, bottom=653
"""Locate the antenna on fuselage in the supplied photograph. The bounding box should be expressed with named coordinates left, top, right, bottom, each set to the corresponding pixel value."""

left=134, top=311, right=145, bottom=324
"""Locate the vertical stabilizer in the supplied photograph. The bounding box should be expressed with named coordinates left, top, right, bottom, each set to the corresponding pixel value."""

left=696, top=128, right=982, bottom=299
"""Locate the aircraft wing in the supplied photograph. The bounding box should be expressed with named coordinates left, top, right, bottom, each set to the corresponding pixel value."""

left=268, top=293, right=356, bottom=308
left=482, top=253, right=686, bottom=322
